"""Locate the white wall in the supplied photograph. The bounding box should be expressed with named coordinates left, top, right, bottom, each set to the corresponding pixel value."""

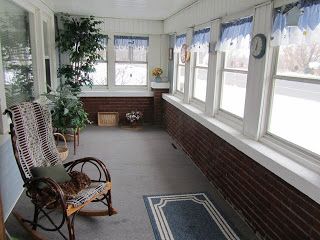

left=98, top=17, right=163, bottom=35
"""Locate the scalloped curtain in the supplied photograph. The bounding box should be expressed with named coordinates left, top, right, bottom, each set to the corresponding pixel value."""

left=191, top=28, right=210, bottom=53
left=271, top=0, right=320, bottom=46
left=174, top=34, right=186, bottom=53
left=216, top=16, right=253, bottom=52
left=114, top=36, right=149, bottom=50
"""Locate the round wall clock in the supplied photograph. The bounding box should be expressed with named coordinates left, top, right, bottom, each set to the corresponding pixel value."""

left=180, top=44, right=190, bottom=63
left=250, top=34, right=267, bottom=59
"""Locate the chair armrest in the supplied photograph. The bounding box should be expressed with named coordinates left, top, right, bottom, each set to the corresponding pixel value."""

left=25, top=177, right=67, bottom=209
left=64, top=157, right=111, bottom=182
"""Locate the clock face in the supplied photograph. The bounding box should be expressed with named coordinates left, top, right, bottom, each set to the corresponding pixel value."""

left=250, top=34, right=266, bottom=59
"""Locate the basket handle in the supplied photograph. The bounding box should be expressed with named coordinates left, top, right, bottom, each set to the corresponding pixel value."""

left=54, top=133, right=67, bottom=148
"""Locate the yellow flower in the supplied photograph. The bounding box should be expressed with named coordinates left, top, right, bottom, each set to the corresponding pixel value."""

left=152, top=67, right=163, bottom=77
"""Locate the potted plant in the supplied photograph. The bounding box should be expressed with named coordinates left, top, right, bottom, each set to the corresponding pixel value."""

left=126, top=110, right=143, bottom=127
left=44, top=84, right=91, bottom=136
left=152, top=67, right=163, bottom=82
left=56, top=14, right=105, bottom=93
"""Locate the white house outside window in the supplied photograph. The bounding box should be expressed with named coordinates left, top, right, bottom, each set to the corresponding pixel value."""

left=174, top=34, right=186, bottom=93
left=268, top=1, right=320, bottom=157
left=217, top=16, right=253, bottom=118
left=191, top=28, right=210, bottom=102
left=114, top=36, right=148, bottom=86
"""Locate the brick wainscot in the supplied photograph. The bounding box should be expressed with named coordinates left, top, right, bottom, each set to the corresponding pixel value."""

left=81, top=89, right=168, bottom=125
left=163, top=101, right=320, bottom=240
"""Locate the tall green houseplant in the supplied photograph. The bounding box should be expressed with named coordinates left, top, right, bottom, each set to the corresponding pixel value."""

left=56, top=14, right=105, bottom=93
left=44, top=83, right=90, bottom=133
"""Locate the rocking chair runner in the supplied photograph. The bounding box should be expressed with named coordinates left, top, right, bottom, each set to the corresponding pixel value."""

left=5, top=102, right=117, bottom=240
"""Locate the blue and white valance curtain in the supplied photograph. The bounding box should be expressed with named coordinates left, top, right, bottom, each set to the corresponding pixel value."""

left=174, top=34, right=186, bottom=53
left=114, top=36, right=149, bottom=50
left=271, top=0, right=320, bottom=46
left=216, top=16, right=253, bottom=52
left=191, top=28, right=210, bottom=53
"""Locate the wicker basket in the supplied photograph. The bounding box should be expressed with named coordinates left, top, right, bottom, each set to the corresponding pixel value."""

left=54, top=133, right=69, bottom=161
left=98, top=112, right=119, bottom=126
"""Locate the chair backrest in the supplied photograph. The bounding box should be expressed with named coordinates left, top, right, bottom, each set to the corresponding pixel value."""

left=6, top=102, right=61, bottom=180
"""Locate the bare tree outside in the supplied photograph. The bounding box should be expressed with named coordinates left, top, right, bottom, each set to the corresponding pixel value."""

left=277, top=43, right=320, bottom=77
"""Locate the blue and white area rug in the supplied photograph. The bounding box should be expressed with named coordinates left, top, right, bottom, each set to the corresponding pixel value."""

left=144, top=193, right=240, bottom=240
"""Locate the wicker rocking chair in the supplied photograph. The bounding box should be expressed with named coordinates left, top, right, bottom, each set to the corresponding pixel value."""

left=5, top=102, right=117, bottom=240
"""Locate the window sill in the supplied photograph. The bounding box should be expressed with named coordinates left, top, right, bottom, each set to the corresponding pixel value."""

left=80, top=90, right=154, bottom=97
left=163, top=93, right=320, bottom=205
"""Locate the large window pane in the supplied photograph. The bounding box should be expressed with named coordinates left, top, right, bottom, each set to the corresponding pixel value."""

left=220, top=72, right=247, bottom=117
left=277, top=44, right=320, bottom=79
left=132, top=47, right=147, bottom=62
left=115, top=48, right=130, bottom=62
left=196, top=51, right=209, bottom=67
left=0, top=0, right=34, bottom=107
left=90, top=62, right=107, bottom=85
left=115, top=63, right=147, bottom=85
left=193, top=68, right=207, bottom=101
left=97, top=36, right=107, bottom=61
left=177, top=65, right=185, bottom=92
left=269, top=79, right=320, bottom=156
left=225, top=48, right=250, bottom=71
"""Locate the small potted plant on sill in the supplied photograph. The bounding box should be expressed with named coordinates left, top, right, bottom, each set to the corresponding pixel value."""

left=126, top=110, right=143, bottom=128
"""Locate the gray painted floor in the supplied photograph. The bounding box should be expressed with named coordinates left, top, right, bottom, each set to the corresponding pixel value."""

left=6, top=126, right=258, bottom=240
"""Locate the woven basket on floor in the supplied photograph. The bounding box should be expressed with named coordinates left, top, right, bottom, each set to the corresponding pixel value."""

left=54, top=133, right=69, bottom=161
left=98, top=112, right=119, bottom=126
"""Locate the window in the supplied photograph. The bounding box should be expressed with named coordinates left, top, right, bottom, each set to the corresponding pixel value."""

left=43, top=21, right=52, bottom=92
left=268, top=2, right=320, bottom=157
left=0, top=0, right=34, bottom=107
left=90, top=36, right=108, bottom=86
left=218, top=16, right=253, bottom=118
left=114, top=36, right=148, bottom=86
left=191, top=28, right=210, bottom=102
left=174, top=34, right=186, bottom=93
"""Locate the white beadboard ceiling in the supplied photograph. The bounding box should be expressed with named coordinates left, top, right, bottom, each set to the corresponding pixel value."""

left=52, top=0, right=198, bottom=20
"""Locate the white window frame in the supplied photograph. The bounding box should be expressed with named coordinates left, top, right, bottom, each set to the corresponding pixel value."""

left=113, top=35, right=149, bottom=89
left=217, top=48, right=249, bottom=125
left=190, top=49, right=209, bottom=111
left=189, top=27, right=210, bottom=110
left=41, top=12, right=57, bottom=93
left=216, top=15, right=253, bottom=127
left=174, top=52, right=186, bottom=97
left=0, top=0, right=56, bottom=134
left=260, top=46, right=320, bottom=164
left=173, top=33, right=186, bottom=98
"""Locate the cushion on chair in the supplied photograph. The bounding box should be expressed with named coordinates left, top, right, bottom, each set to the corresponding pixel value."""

left=31, top=165, right=71, bottom=186
left=32, top=170, right=107, bottom=208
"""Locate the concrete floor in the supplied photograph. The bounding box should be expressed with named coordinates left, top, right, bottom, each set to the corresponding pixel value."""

left=6, top=126, right=258, bottom=240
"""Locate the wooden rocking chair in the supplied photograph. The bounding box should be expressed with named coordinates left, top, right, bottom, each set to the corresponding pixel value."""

left=5, top=102, right=117, bottom=240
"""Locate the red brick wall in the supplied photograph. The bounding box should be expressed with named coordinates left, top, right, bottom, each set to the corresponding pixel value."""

left=81, top=97, right=154, bottom=124
left=163, top=101, right=320, bottom=240
left=153, top=89, right=169, bottom=125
